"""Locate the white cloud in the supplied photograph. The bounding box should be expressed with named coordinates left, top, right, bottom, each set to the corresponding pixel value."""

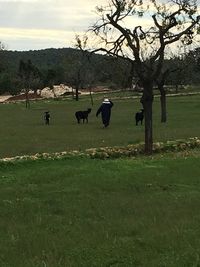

left=0, top=0, right=103, bottom=50
left=0, top=27, right=85, bottom=50
left=1, top=0, right=198, bottom=51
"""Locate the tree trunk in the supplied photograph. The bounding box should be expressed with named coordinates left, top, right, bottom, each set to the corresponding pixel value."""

left=89, top=87, right=94, bottom=106
left=144, top=100, right=153, bottom=154
left=158, top=84, right=167, bottom=123
left=75, top=69, right=81, bottom=101
left=160, top=90, right=167, bottom=123
left=175, top=84, right=178, bottom=93
left=25, top=89, right=30, bottom=109
left=71, top=87, right=74, bottom=100
left=75, top=87, right=79, bottom=101
left=141, top=84, right=153, bottom=154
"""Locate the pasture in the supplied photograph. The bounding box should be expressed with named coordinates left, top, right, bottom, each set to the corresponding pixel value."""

left=0, top=152, right=200, bottom=266
left=0, top=94, right=200, bottom=158
left=0, top=93, right=200, bottom=266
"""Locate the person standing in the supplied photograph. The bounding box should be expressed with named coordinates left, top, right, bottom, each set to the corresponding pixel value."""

left=96, top=98, right=114, bottom=128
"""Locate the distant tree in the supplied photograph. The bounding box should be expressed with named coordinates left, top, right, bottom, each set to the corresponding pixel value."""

left=182, top=48, right=200, bottom=84
left=64, top=59, right=82, bottom=101
left=0, top=42, right=6, bottom=73
left=167, top=57, right=187, bottom=91
left=65, top=35, right=94, bottom=101
left=45, top=69, right=57, bottom=97
left=156, top=69, right=170, bottom=123
left=75, top=35, right=98, bottom=103
left=18, top=59, right=40, bottom=108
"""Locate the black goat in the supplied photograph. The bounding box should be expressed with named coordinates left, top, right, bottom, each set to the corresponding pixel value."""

left=75, top=108, right=92, bottom=124
left=135, top=109, right=144, bottom=125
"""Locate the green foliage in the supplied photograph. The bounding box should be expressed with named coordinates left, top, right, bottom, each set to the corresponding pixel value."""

left=18, top=59, right=41, bottom=89
left=0, top=72, right=21, bottom=95
left=0, top=72, right=13, bottom=94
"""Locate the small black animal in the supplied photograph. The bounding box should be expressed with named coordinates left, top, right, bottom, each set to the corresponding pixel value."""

left=44, top=111, right=50, bottom=125
left=135, top=109, right=144, bottom=125
left=75, top=108, right=92, bottom=124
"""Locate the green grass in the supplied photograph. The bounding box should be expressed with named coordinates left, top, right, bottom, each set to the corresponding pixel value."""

left=1, top=94, right=200, bottom=266
left=0, top=95, right=200, bottom=158
left=0, top=152, right=200, bottom=266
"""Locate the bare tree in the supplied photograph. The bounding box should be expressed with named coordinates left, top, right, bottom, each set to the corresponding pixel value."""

left=87, top=0, right=200, bottom=154
left=66, top=36, right=87, bottom=101
left=18, top=60, right=40, bottom=108
left=156, top=65, right=183, bottom=123
left=74, top=35, right=96, bottom=104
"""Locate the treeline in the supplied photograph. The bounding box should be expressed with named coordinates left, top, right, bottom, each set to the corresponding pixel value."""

left=164, top=48, right=200, bottom=87
left=0, top=48, right=131, bottom=95
left=0, top=47, right=200, bottom=95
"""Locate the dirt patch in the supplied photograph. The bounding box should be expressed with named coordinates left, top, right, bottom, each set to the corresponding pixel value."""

left=6, top=93, right=42, bottom=102
left=0, top=95, right=12, bottom=102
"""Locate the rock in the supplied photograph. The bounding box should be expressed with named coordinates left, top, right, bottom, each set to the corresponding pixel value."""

left=40, top=84, right=73, bottom=98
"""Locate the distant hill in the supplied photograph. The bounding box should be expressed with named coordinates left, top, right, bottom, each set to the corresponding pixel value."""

left=0, top=47, right=132, bottom=95
left=0, top=47, right=90, bottom=73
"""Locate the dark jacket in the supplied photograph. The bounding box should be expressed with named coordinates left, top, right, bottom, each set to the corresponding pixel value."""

left=96, top=100, right=113, bottom=127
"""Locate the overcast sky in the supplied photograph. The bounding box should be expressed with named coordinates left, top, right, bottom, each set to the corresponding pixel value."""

left=0, top=0, right=105, bottom=51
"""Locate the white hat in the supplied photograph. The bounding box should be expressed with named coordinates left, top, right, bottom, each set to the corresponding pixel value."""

left=103, top=98, right=110, bottom=103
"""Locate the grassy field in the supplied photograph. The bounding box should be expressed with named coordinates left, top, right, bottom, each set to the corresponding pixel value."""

left=0, top=152, right=200, bottom=266
left=0, top=94, right=200, bottom=158
left=1, top=93, right=200, bottom=266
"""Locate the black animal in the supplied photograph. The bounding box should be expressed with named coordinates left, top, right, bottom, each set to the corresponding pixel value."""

left=75, top=108, right=92, bottom=124
left=44, top=111, right=50, bottom=125
left=135, top=109, right=144, bottom=125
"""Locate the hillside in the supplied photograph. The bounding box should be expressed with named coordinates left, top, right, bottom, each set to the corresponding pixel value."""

left=1, top=47, right=200, bottom=96
left=0, top=47, right=86, bottom=72
left=0, top=47, right=132, bottom=95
